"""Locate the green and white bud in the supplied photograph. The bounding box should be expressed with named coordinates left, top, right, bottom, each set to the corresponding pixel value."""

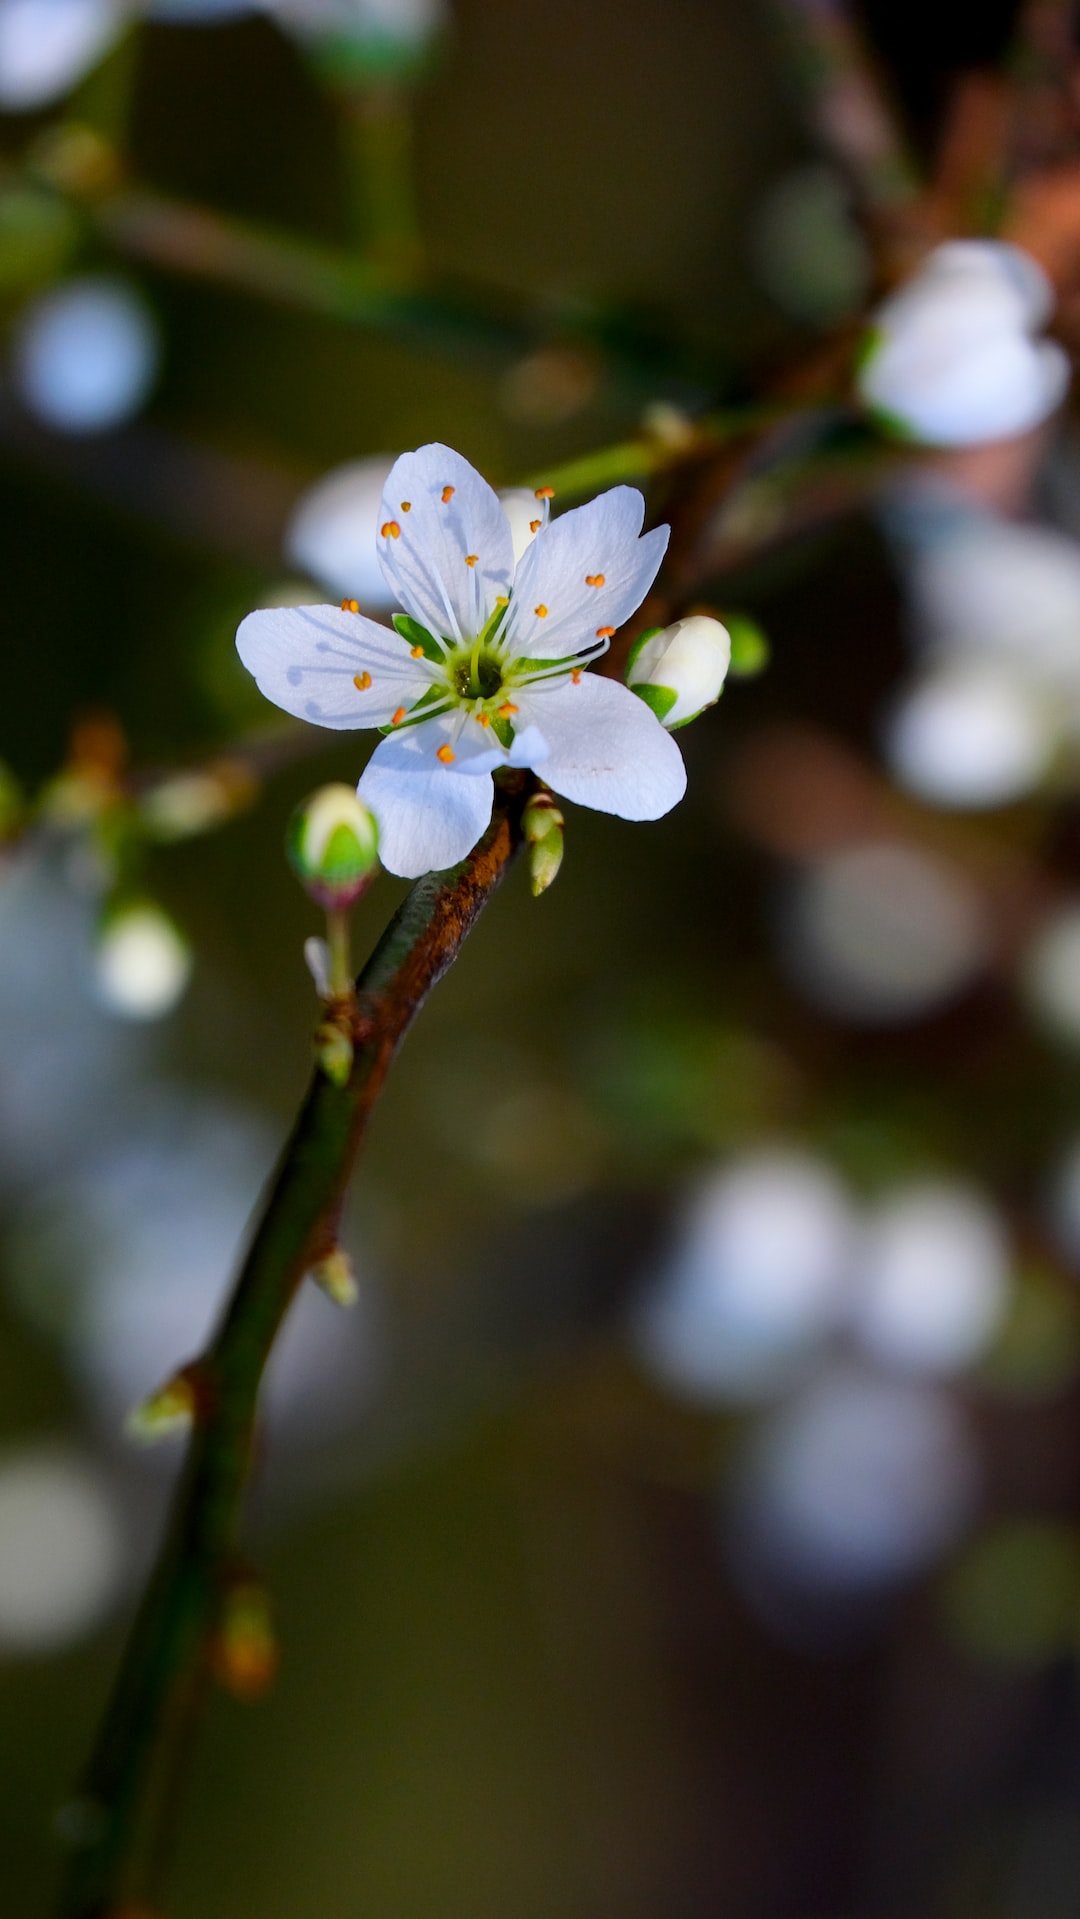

left=125, top=1365, right=200, bottom=1445
left=523, top=790, right=564, bottom=897
left=310, top=1248, right=360, bottom=1308
left=627, top=615, right=732, bottom=728
left=286, top=782, right=379, bottom=911
left=315, top=1016, right=354, bottom=1087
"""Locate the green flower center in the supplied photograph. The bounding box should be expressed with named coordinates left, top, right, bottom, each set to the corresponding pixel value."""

left=448, top=646, right=504, bottom=702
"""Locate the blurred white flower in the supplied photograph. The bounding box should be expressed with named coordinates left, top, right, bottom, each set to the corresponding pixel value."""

left=1022, top=903, right=1080, bottom=1045
left=909, top=513, right=1080, bottom=695
left=11, top=1093, right=381, bottom=1444
left=780, top=840, right=988, bottom=1023
left=93, top=902, right=192, bottom=1020
left=728, top=1363, right=979, bottom=1599
left=0, top=1445, right=126, bottom=1652
left=884, top=665, right=1054, bottom=810
left=286, top=455, right=398, bottom=609
left=272, top=0, right=446, bottom=59
left=13, top=275, right=160, bottom=434
left=849, top=1181, right=1012, bottom=1376
left=858, top=241, right=1069, bottom=447
left=631, top=1150, right=856, bottom=1403
left=0, top=0, right=122, bottom=111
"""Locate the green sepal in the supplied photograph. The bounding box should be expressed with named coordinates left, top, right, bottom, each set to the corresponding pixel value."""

left=392, top=613, right=445, bottom=662
left=629, top=681, right=678, bottom=723
left=491, top=715, right=516, bottom=750
left=625, top=627, right=665, bottom=679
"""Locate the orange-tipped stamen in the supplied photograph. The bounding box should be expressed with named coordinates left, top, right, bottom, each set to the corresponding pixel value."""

left=534, top=604, right=548, bottom=618
left=535, top=485, right=555, bottom=500
left=353, top=671, right=372, bottom=690
left=410, top=645, right=424, bottom=658
left=441, top=485, right=455, bottom=503
left=391, top=706, right=407, bottom=725
left=381, top=520, right=401, bottom=539
left=585, top=573, right=605, bottom=587
left=436, top=743, right=455, bottom=763
left=572, top=669, right=582, bottom=684
left=596, top=626, right=615, bottom=638
left=497, top=701, right=519, bottom=717
left=529, top=518, right=542, bottom=534
left=340, top=597, right=359, bottom=613
left=464, top=554, right=478, bottom=568
left=400, top=501, right=411, bottom=512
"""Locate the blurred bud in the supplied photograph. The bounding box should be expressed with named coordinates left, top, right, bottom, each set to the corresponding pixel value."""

left=0, top=186, right=78, bottom=295
left=286, top=783, right=379, bottom=911
left=523, top=790, right=564, bottom=897
left=627, top=615, right=731, bottom=728
left=140, top=763, right=255, bottom=844
left=724, top=612, right=770, bottom=679
left=304, top=934, right=333, bottom=997
left=315, top=1017, right=354, bottom=1086
left=93, top=901, right=192, bottom=1021
left=857, top=240, right=1069, bottom=447
left=28, top=121, right=120, bottom=197
left=286, top=454, right=397, bottom=607
left=310, top=1248, right=359, bottom=1307
left=13, top=275, right=160, bottom=436
left=125, top=1364, right=201, bottom=1445
left=211, top=1579, right=279, bottom=1701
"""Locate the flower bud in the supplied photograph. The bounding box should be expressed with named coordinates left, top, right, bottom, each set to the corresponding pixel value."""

left=627, top=616, right=731, bottom=728
left=315, top=1017, right=354, bottom=1086
left=523, top=790, right=564, bottom=897
left=93, top=900, right=192, bottom=1021
left=286, top=782, right=379, bottom=910
left=310, top=1248, right=359, bottom=1308
left=211, top=1579, right=279, bottom=1702
left=125, top=1365, right=201, bottom=1445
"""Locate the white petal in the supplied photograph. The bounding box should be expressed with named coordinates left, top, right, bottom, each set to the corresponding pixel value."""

left=0, top=0, right=121, bottom=109
left=236, top=604, right=430, bottom=729
left=377, top=443, right=514, bottom=643
left=499, top=486, right=545, bottom=565
left=523, top=673, right=686, bottom=819
left=285, top=455, right=397, bottom=607
left=506, top=487, right=669, bottom=659
left=357, top=722, right=495, bottom=877
left=454, top=720, right=551, bottom=776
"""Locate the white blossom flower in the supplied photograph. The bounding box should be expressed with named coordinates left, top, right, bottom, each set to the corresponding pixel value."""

left=0, top=0, right=123, bottom=111
left=237, top=442, right=686, bottom=877
left=13, top=275, right=160, bottom=434
left=627, top=614, right=731, bottom=727
left=858, top=240, right=1070, bottom=447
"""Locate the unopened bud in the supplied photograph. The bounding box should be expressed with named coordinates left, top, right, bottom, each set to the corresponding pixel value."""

left=286, top=783, right=379, bottom=910
left=211, top=1579, right=279, bottom=1702
left=724, top=612, right=770, bottom=679
left=315, top=1017, right=354, bottom=1086
left=125, top=1364, right=201, bottom=1445
left=310, top=1248, right=359, bottom=1308
left=523, top=791, right=564, bottom=897
left=626, top=615, right=731, bottom=728
left=94, top=900, right=192, bottom=1021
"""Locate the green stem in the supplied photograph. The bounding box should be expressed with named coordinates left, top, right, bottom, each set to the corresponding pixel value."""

left=326, top=905, right=352, bottom=996
left=56, top=778, right=531, bottom=1919
left=341, top=83, right=422, bottom=268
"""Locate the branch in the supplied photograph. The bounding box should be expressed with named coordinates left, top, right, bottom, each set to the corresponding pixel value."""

left=56, top=776, right=531, bottom=1919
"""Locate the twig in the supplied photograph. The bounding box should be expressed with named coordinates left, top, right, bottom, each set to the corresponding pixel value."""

left=56, top=776, right=531, bottom=1919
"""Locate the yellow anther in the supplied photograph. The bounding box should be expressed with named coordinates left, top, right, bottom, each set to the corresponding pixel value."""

left=464, top=554, right=479, bottom=568
left=436, top=743, right=456, bottom=763
left=441, top=485, right=455, bottom=503
left=572, top=669, right=582, bottom=684
left=400, top=500, right=411, bottom=511
left=529, top=518, right=542, bottom=534
left=497, top=701, right=519, bottom=717
left=596, top=625, right=615, bottom=638
left=340, top=597, right=359, bottom=613
left=353, top=671, right=372, bottom=690
left=585, top=573, right=605, bottom=587
left=534, top=603, right=548, bottom=618
left=381, top=520, right=400, bottom=539
left=391, top=705, right=407, bottom=725
left=410, top=645, right=424, bottom=658
left=476, top=713, right=490, bottom=727
left=495, top=594, right=509, bottom=606
left=535, top=485, right=555, bottom=500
